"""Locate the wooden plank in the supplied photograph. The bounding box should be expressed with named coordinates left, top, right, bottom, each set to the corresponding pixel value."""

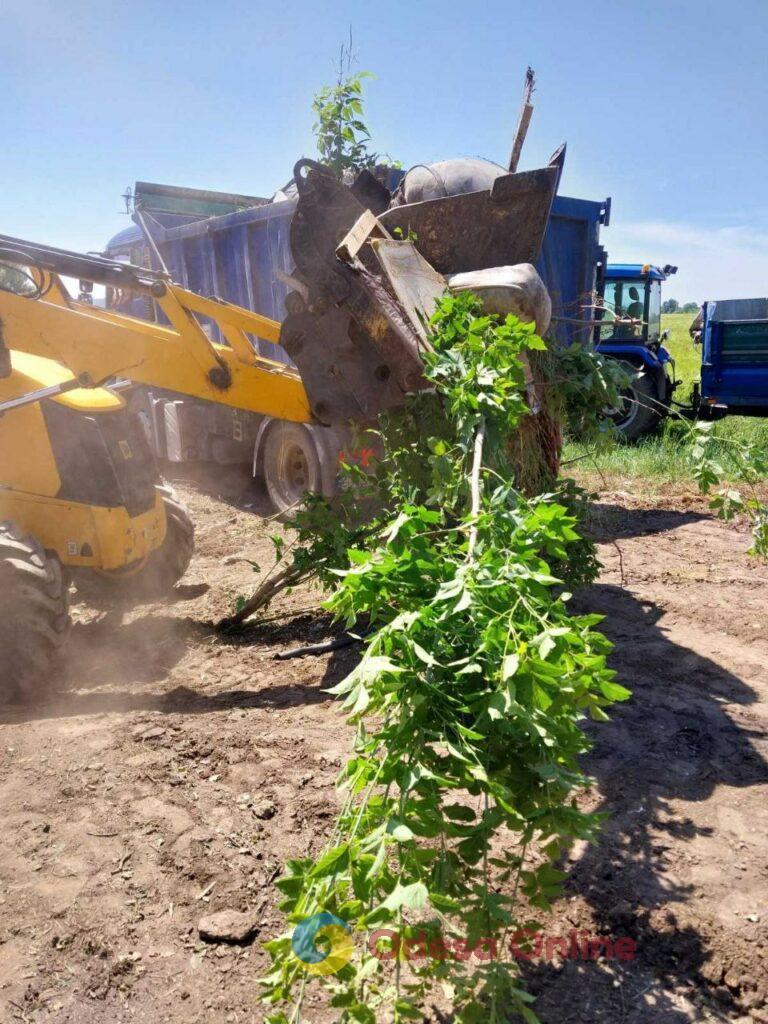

left=508, top=66, right=535, bottom=172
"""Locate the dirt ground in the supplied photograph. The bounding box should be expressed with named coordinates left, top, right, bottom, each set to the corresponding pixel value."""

left=2, top=468, right=768, bottom=1023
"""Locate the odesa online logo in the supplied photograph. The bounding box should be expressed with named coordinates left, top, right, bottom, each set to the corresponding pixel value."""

left=291, top=913, right=354, bottom=975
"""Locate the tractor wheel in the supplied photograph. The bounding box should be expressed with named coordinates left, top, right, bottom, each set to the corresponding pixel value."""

left=609, top=362, right=665, bottom=441
left=74, top=486, right=195, bottom=608
left=0, top=523, right=71, bottom=703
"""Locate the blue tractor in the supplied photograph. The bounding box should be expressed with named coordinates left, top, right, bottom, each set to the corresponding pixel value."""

left=595, top=263, right=679, bottom=440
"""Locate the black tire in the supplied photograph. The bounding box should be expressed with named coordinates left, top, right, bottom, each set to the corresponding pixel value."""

left=609, top=363, right=665, bottom=441
left=0, top=522, right=71, bottom=703
left=261, top=422, right=324, bottom=515
left=74, top=485, right=194, bottom=607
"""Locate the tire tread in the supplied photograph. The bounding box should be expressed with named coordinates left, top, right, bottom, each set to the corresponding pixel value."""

left=0, top=521, right=70, bottom=703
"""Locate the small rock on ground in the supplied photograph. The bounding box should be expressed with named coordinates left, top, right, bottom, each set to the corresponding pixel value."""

left=198, top=909, right=258, bottom=944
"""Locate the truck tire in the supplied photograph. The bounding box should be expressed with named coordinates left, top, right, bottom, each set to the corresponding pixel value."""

left=0, top=523, right=71, bottom=703
left=261, top=422, right=326, bottom=515
left=609, top=362, right=665, bottom=441
left=73, top=486, right=194, bottom=607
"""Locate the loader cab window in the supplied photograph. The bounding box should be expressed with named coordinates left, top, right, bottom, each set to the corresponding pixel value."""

left=0, top=261, right=37, bottom=297
left=600, top=278, right=650, bottom=342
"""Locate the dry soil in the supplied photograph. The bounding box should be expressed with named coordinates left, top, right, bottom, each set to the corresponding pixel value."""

left=1, top=469, right=767, bottom=1023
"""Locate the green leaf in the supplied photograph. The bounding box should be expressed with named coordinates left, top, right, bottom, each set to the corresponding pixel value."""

left=428, top=892, right=461, bottom=913
left=538, top=634, right=556, bottom=659
left=501, top=653, right=520, bottom=680
left=486, top=691, right=509, bottom=720
left=385, top=511, right=411, bottom=541
left=386, top=820, right=415, bottom=843
left=383, top=881, right=428, bottom=912
left=349, top=1004, right=377, bottom=1024
left=308, top=843, right=349, bottom=879
left=394, top=1000, right=423, bottom=1019
left=599, top=679, right=632, bottom=702
left=352, top=655, right=404, bottom=684
left=412, top=643, right=438, bottom=667
left=348, top=684, right=370, bottom=716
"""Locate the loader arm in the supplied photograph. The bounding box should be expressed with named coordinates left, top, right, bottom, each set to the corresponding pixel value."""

left=0, top=234, right=311, bottom=422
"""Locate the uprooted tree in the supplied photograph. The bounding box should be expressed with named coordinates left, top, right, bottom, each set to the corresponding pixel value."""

left=229, top=285, right=768, bottom=1023
left=254, top=295, right=631, bottom=1023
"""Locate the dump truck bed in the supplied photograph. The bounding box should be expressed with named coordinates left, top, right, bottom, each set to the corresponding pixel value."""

left=106, top=184, right=608, bottom=356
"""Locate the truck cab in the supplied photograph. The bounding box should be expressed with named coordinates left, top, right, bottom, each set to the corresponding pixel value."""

left=596, top=263, right=678, bottom=439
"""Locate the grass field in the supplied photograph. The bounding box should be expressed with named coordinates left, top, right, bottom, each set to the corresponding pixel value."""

left=564, top=313, right=768, bottom=491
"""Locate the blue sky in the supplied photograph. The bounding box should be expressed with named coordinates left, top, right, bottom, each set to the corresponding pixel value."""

left=1, top=0, right=766, bottom=302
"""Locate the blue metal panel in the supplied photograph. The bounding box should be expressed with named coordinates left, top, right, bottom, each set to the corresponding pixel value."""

left=152, top=199, right=299, bottom=364
left=596, top=342, right=666, bottom=372
left=537, top=195, right=606, bottom=346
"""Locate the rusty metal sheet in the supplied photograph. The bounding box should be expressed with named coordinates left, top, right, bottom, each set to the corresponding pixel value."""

left=379, top=166, right=558, bottom=276
left=369, top=238, right=445, bottom=345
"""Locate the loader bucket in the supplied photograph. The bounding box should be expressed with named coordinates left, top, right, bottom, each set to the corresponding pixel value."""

left=380, top=166, right=559, bottom=277
left=284, top=158, right=558, bottom=426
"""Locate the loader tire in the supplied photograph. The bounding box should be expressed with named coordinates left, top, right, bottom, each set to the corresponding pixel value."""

left=74, top=486, right=194, bottom=608
left=141, top=485, right=195, bottom=594
left=0, top=523, right=71, bottom=703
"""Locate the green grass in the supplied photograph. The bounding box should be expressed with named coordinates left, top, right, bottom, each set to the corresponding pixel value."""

left=563, top=313, right=768, bottom=490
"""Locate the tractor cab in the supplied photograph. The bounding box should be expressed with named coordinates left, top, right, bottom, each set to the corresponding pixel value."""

left=595, top=263, right=679, bottom=440
left=597, top=264, right=676, bottom=348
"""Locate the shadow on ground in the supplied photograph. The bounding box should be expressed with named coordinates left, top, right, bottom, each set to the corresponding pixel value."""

left=517, top=582, right=767, bottom=1022
left=163, top=462, right=272, bottom=516
left=586, top=502, right=708, bottom=543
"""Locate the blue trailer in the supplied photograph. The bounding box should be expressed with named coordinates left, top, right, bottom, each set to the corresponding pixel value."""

left=695, top=298, right=768, bottom=416
left=537, top=194, right=608, bottom=348
left=104, top=179, right=609, bottom=507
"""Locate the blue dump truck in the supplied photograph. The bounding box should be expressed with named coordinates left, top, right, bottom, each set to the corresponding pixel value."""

left=104, top=177, right=609, bottom=508
left=102, top=173, right=768, bottom=476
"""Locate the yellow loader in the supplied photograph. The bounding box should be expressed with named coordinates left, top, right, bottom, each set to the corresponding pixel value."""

left=0, top=238, right=317, bottom=699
